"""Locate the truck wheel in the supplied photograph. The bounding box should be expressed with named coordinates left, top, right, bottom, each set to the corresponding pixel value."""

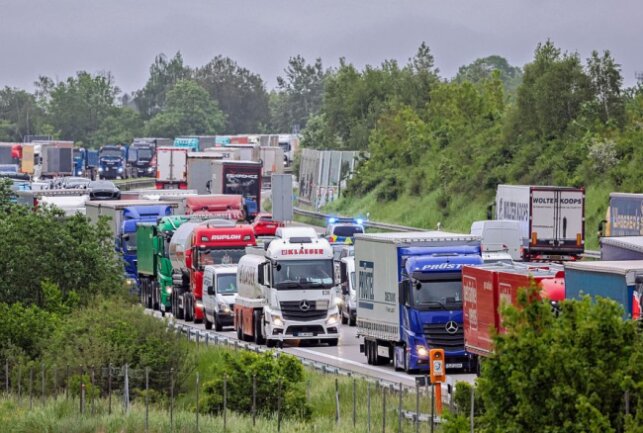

left=327, top=338, right=339, bottom=347
left=253, top=311, right=265, bottom=345
left=341, top=310, right=348, bottom=325
left=236, top=318, right=244, bottom=341
left=365, top=340, right=373, bottom=365
left=349, top=315, right=357, bottom=327
left=266, top=338, right=276, bottom=348
left=214, top=314, right=223, bottom=332
left=204, top=314, right=213, bottom=330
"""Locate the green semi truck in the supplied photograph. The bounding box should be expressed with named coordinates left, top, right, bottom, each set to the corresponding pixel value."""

left=137, top=215, right=189, bottom=314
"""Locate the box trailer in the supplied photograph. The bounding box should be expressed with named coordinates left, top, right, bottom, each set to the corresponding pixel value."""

left=210, top=160, right=262, bottom=220
left=600, top=236, right=643, bottom=261
left=463, top=263, right=564, bottom=359
left=40, top=141, right=74, bottom=178
left=604, top=193, right=643, bottom=237
left=156, top=146, right=188, bottom=189
left=186, top=152, right=225, bottom=194
left=565, top=260, right=643, bottom=320
left=495, top=185, right=585, bottom=260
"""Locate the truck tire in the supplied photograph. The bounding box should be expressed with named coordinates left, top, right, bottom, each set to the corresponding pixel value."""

left=327, top=338, right=339, bottom=347
left=185, top=296, right=193, bottom=322
left=349, top=316, right=356, bottom=326
left=266, top=338, right=276, bottom=348
left=253, top=311, right=265, bottom=345
left=214, top=314, right=223, bottom=332
left=236, top=316, right=244, bottom=340
left=341, top=309, right=348, bottom=325
left=204, top=313, right=213, bottom=330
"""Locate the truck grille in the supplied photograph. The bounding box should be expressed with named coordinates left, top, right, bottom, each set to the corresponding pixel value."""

left=286, top=325, right=325, bottom=335
left=423, top=322, right=464, bottom=351
left=279, top=300, right=328, bottom=321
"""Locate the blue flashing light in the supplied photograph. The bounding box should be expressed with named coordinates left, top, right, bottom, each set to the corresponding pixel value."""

left=328, top=217, right=337, bottom=224
left=356, top=218, right=364, bottom=225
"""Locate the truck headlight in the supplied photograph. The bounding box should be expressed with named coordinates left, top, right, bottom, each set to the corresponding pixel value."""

left=218, top=302, right=231, bottom=314
left=271, top=315, right=284, bottom=327
left=334, top=296, right=344, bottom=306
left=147, top=167, right=154, bottom=172
left=327, top=314, right=339, bottom=325
left=98, top=167, right=103, bottom=172
left=118, top=167, right=124, bottom=173
left=125, top=278, right=136, bottom=286
left=196, top=301, right=204, bottom=310
left=166, top=287, right=172, bottom=294
left=416, top=345, right=429, bottom=358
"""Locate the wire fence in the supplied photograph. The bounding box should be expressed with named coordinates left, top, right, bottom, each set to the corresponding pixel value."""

left=0, top=355, right=470, bottom=432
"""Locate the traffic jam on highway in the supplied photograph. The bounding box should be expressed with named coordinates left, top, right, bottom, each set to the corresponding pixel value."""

left=2, top=136, right=643, bottom=378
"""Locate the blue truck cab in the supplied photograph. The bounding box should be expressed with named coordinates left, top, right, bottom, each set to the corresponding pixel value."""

left=355, top=232, right=482, bottom=374
left=85, top=200, right=176, bottom=291
left=73, top=148, right=99, bottom=178
left=98, top=144, right=128, bottom=179
left=398, top=247, right=483, bottom=372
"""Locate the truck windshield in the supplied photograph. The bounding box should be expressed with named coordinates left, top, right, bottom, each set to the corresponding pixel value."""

left=411, top=279, right=462, bottom=310
left=274, top=260, right=334, bottom=289
left=333, top=225, right=364, bottom=238
left=197, top=248, right=245, bottom=268
left=100, top=149, right=121, bottom=158
left=137, top=148, right=153, bottom=160
left=217, top=274, right=237, bottom=294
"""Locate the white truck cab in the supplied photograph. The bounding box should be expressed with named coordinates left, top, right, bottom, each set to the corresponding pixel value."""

left=202, top=264, right=238, bottom=331
left=471, top=220, right=522, bottom=261
left=234, top=235, right=340, bottom=347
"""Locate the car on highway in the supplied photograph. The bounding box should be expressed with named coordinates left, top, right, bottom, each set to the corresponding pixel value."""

left=88, top=180, right=121, bottom=200
left=325, top=217, right=365, bottom=245
left=252, top=212, right=283, bottom=237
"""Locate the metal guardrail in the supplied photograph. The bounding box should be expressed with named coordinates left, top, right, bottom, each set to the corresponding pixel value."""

left=294, top=207, right=422, bottom=232
left=168, top=320, right=419, bottom=392
left=115, top=178, right=156, bottom=191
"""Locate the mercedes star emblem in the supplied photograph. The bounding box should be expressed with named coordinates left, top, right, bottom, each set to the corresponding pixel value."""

left=445, top=321, right=459, bottom=334
left=299, top=300, right=311, bottom=311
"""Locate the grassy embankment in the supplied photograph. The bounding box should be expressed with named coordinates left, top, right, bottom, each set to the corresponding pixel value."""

left=0, top=347, right=443, bottom=433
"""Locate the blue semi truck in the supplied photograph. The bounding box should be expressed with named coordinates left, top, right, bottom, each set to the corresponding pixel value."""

left=355, top=231, right=483, bottom=373
left=85, top=200, right=176, bottom=288
left=73, top=148, right=99, bottom=178
left=98, top=144, right=129, bottom=179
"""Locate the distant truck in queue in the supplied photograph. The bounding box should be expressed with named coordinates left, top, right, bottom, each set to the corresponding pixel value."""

left=202, top=264, right=238, bottom=331
left=495, top=185, right=585, bottom=261
left=40, top=141, right=75, bottom=178
left=462, top=263, right=565, bottom=362
left=169, top=219, right=256, bottom=322
left=234, top=228, right=340, bottom=347
left=184, top=195, right=246, bottom=221
left=137, top=215, right=190, bottom=314
left=156, top=146, right=188, bottom=189
left=208, top=160, right=262, bottom=221
left=355, top=232, right=483, bottom=373
left=86, top=200, right=176, bottom=288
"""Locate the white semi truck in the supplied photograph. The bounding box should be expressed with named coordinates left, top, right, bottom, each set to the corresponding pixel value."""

left=234, top=232, right=340, bottom=347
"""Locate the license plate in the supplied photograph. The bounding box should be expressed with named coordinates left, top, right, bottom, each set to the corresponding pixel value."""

left=446, top=363, right=463, bottom=369
left=297, top=332, right=314, bottom=337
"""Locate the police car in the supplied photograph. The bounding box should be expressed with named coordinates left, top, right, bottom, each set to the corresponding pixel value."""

left=325, top=217, right=365, bottom=245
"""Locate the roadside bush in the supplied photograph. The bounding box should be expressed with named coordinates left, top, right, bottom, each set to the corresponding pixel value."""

left=43, top=298, right=193, bottom=393
left=202, top=351, right=311, bottom=420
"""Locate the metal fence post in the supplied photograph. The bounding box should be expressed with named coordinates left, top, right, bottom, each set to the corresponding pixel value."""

left=277, top=378, right=282, bottom=433
left=382, top=384, right=386, bottom=433
left=170, top=368, right=175, bottom=431
left=195, top=372, right=199, bottom=433
left=145, top=367, right=150, bottom=432
left=335, top=378, right=340, bottom=425
left=398, top=383, right=403, bottom=433
left=352, top=378, right=357, bottom=428
left=252, top=373, right=257, bottom=426
left=223, top=374, right=228, bottom=432
left=29, top=366, right=33, bottom=410
left=415, top=380, right=420, bottom=433
left=108, top=364, right=112, bottom=415
left=367, top=382, right=371, bottom=433
left=430, top=384, right=435, bottom=433
left=123, top=364, right=130, bottom=414
left=469, top=385, right=475, bottom=433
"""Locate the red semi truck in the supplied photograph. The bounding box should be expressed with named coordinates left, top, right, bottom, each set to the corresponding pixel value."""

left=462, top=263, right=565, bottom=360
left=169, top=219, right=256, bottom=322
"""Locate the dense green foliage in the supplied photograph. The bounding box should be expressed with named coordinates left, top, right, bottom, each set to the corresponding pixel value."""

left=202, top=351, right=310, bottom=420
left=444, top=287, right=643, bottom=433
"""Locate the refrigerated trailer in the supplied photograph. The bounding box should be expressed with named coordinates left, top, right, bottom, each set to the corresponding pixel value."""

left=495, top=185, right=585, bottom=261
left=156, top=147, right=188, bottom=189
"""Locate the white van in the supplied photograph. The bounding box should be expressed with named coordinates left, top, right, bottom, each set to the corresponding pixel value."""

left=470, top=220, right=522, bottom=261
left=202, top=264, right=238, bottom=331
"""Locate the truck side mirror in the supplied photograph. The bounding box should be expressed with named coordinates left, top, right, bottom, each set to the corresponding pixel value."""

left=414, top=280, right=422, bottom=291
left=207, top=285, right=214, bottom=295
left=399, top=280, right=409, bottom=305
left=339, top=262, right=347, bottom=284
left=185, top=249, right=193, bottom=269
left=341, top=283, right=349, bottom=296
left=258, top=264, right=265, bottom=285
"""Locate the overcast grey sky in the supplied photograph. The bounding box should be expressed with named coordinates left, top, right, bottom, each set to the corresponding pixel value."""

left=0, top=0, right=641, bottom=93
